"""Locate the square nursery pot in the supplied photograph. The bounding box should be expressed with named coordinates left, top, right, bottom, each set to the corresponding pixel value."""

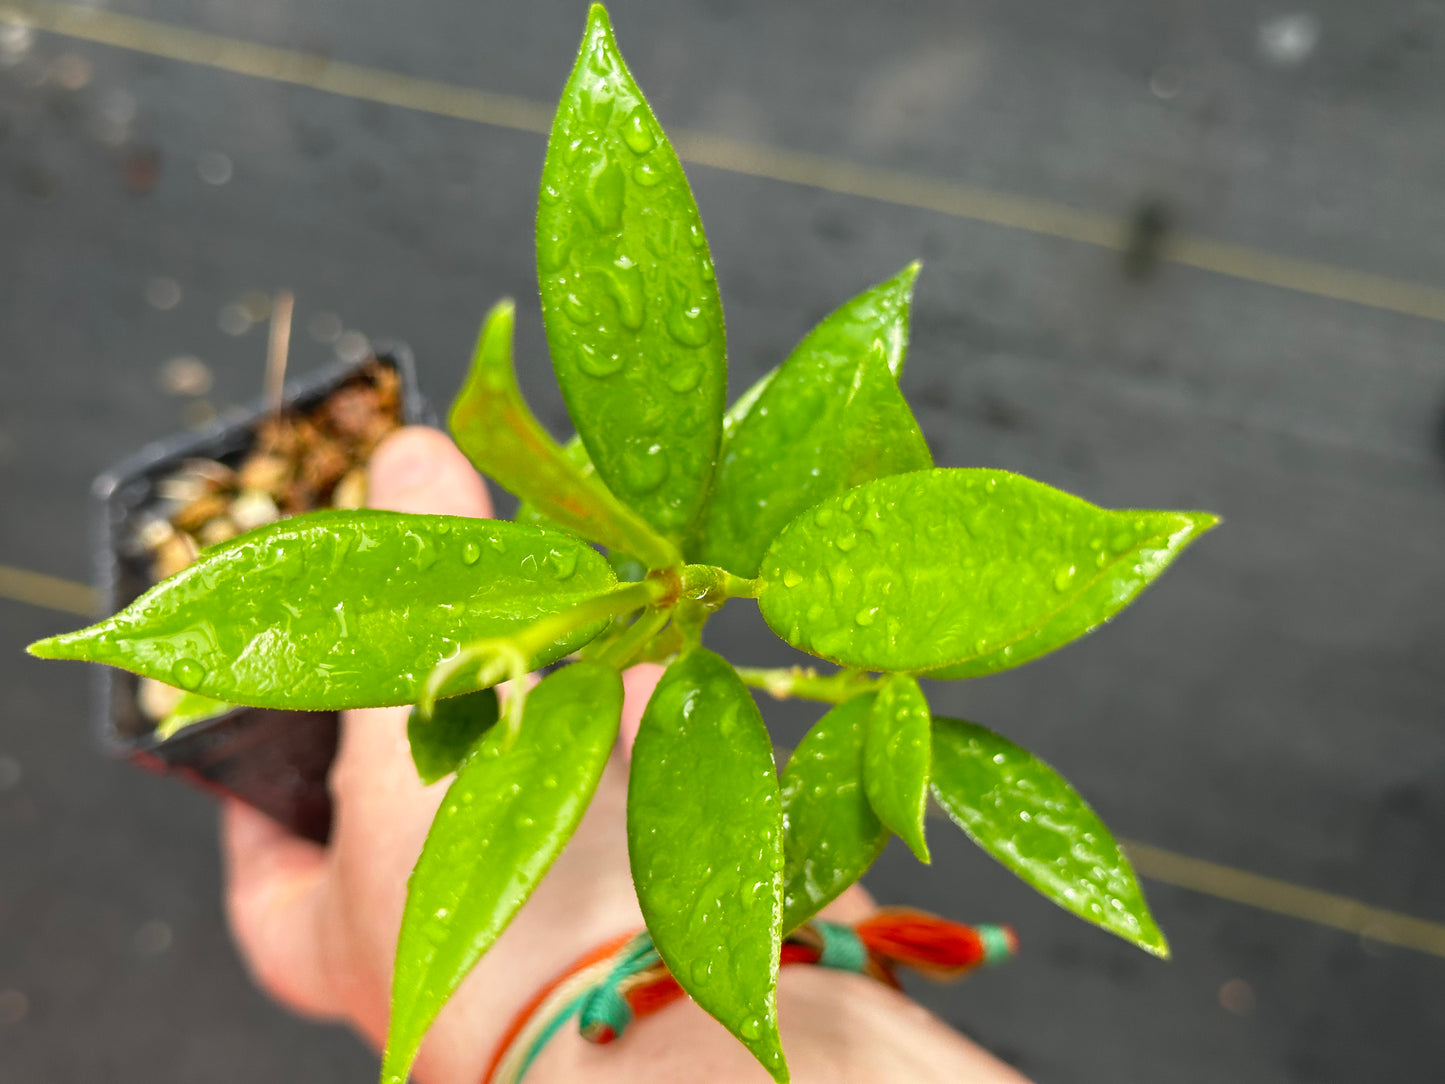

left=92, top=346, right=433, bottom=843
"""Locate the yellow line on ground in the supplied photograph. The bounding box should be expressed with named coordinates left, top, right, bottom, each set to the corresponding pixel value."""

left=3, top=557, right=1442, bottom=961
left=0, top=564, right=98, bottom=617
left=7, top=0, right=1445, bottom=324
left=1123, top=840, right=1445, bottom=959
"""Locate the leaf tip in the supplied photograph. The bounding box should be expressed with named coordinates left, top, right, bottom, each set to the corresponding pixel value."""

left=585, top=2, right=614, bottom=41
left=26, top=626, right=101, bottom=662
left=907, top=834, right=932, bottom=865
left=1138, top=924, right=1171, bottom=960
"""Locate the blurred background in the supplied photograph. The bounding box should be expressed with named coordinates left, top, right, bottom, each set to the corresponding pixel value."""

left=3, top=0, right=1443, bottom=1080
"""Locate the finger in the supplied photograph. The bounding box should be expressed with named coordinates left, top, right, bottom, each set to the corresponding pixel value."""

left=617, top=663, right=663, bottom=761
left=220, top=798, right=338, bottom=1020
left=368, top=426, right=493, bottom=519
left=335, top=426, right=494, bottom=789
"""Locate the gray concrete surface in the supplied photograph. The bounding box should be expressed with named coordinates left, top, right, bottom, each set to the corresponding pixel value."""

left=2, top=0, right=1443, bottom=1080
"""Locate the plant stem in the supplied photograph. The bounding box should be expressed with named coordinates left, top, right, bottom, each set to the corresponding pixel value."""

left=734, top=665, right=880, bottom=704
left=591, top=606, right=673, bottom=670
left=678, top=563, right=760, bottom=604
left=418, top=578, right=669, bottom=729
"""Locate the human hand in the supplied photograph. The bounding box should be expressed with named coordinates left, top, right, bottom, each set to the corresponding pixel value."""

left=221, top=425, right=1023, bottom=1084
left=221, top=426, right=655, bottom=1082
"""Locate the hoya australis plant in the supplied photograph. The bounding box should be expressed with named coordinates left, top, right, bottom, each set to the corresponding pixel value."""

left=28, top=6, right=1217, bottom=1081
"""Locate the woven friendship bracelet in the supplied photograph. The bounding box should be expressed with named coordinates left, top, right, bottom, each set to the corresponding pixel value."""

left=482, top=908, right=1017, bottom=1084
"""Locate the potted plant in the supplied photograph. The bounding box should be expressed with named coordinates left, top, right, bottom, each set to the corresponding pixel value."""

left=28, top=6, right=1216, bottom=1082
left=93, top=331, right=430, bottom=843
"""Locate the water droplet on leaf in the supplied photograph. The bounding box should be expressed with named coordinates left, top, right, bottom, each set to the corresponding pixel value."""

left=576, top=342, right=625, bottom=377
left=665, top=300, right=711, bottom=347
left=606, top=261, right=646, bottom=331
left=620, top=442, right=668, bottom=494
left=666, top=360, right=702, bottom=393
left=462, top=541, right=482, bottom=566
left=171, top=658, right=204, bottom=689
left=621, top=105, right=656, bottom=154
left=545, top=548, right=578, bottom=579
left=583, top=156, right=625, bottom=232
left=562, top=292, right=594, bottom=325
left=1054, top=564, right=1077, bottom=591
left=782, top=569, right=803, bottom=588
left=538, top=229, right=571, bottom=272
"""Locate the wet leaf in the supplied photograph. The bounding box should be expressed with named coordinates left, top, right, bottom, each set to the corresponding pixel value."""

left=406, top=687, right=500, bottom=785
left=863, top=674, right=931, bottom=863
left=628, top=649, right=787, bottom=1081
left=930, top=717, right=1168, bottom=957
left=28, top=511, right=616, bottom=709
left=780, top=693, right=888, bottom=933
left=451, top=299, right=677, bottom=568
left=538, top=5, right=726, bottom=539
left=382, top=662, right=624, bottom=1084
left=757, top=468, right=1217, bottom=674
left=723, top=367, right=777, bottom=440
left=698, top=266, right=931, bottom=577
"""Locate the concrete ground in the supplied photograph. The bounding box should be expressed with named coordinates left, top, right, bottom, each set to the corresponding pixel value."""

left=2, top=0, right=1443, bottom=1080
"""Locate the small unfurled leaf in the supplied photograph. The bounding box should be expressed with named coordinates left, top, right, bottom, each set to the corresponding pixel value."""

left=628, top=649, right=787, bottom=1081
left=28, top=512, right=616, bottom=710
left=452, top=300, right=676, bottom=569
left=538, top=5, right=726, bottom=539
left=930, top=717, right=1168, bottom=957
left=757, top=469, right=1217, bottom=674
left=863, top=674, right=931, bottom=863
left=406, top=688, right=500, bottom=785
left=154, top=689, right=231, bottom=740
left=780, top=693, right=888, bottom=934
left=698, top=266, right=931, bottom=577
left=382, top=662, right=623, bottom=1084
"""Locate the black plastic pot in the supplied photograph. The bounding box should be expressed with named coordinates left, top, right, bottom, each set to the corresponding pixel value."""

left=91, top=347, right=432, bottom=844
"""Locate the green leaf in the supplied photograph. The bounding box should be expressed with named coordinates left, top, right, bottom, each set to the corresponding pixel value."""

left=538, top=5, right=726, bottom=539
left=698, top=266, right=932, bottom=577
left=153, top=689, right=232, bottom=740
left=406, top=687, right=499, bottom=785
left=757, top=468, right=1218, bottom=674
left=930, top=717, right=1168, bottom=957
left=28, top=511, right=616, bottom=710
left=863, top=674, right=931, bottom=863
left=382, top=662, right=624, bottom=1084
left=723, top=367, right=777, bottom=439
left=628, top=649, right=787, bottom=1081
left=451, top=300, right=677, bottom=569
left=779, top=693, right=888, bottom=934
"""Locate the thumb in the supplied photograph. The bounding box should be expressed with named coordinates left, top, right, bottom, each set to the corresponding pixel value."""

left=367, top=426, right=494, bottom=518
left=222, top=427, right=494, bottom=1022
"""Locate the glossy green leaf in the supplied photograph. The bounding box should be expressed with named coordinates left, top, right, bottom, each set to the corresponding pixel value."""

left=863, top=674, right=931, bottom=863
left=153, top=689, right=231, bottom=740
left=28, top=511, right=616, bottom=710
left=779, top=693, right=888, bottom=934
left=383, top=662, right=624, bottom=1084
left=628, top=649, right=787, bottom=1081
left=722, top=366, right=777, bottom=439
left=452, top=300, right=676, bottom=569
left=406, top=687, right=499, bottom=785
left=757, top=468, right=1217, bottom=674
left=930, top=717, right=1168, bottom=957
left=698, top=267, right=931, bottom=577
left=538, top=5, right=726, bottom=539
